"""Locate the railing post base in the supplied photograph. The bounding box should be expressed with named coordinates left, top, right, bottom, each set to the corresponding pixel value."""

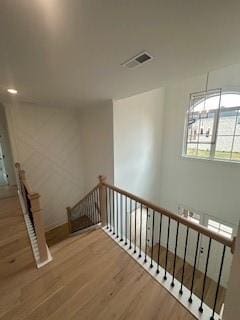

left=98, top=175, right=107, bottom=227
left=66, top=207, right=72, bottom=233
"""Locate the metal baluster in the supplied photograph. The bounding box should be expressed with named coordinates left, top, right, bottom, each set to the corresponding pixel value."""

left=150, top=210, right=155, bottom=268
left=134, top=201, right=137, bottom=253
left=85, top=198, right=87, bottom=220
left=124, top=196, right=128, bottom=246
left=94, top=191, right=96, bottom=223
left=105, top=188, right=108, bottom=228
left=144, top=207, right=149, bottom=263
left=179, top=227, right=189, bottom=295
left=87, top=196, right=90, bottom=223
left=112, top=190, right=115, bottom=235
left=92, top=193, right=94, bottom=223
left=199, top=238, right=212, bottom=313
left=188, top=232, right=200, bottom=303
left=87, top=197, right=89, bottom=220
left=164, top=217, right=171, bottom=280
left=210, top=245, right=226, bottom=320
left=83, top=199, right=85, bottom=220
left=120, top=194, right=123, bottom=241
left=138, top=203, right=143, bottom=258
left=90, top=194, right=93, bottom=224
left=171, top=221, right=179, bottom=287
left=156, top=213, right=163, bottom=274
left=97, top=187, right=100, bottom=223
left=92, top=192, right=95, bottom=224
left=129, top=199, right=132, bottom=249
left=91, top=193, right=95, bottom=224
left=88, top=195, right=91, bottom=223
left=116, top=192, right=119, bottom=238
left=109, top=188, right=112, bottom=231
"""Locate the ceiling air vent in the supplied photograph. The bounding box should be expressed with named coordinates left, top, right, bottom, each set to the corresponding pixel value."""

left=121, top=51, right=153, bottom=69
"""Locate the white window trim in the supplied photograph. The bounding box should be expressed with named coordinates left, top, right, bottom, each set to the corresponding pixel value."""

left=207, top=216, right=234, bottom=239
left=182, top=90, right=240, bottom=164
left=178, top=205, right=236, bottom=239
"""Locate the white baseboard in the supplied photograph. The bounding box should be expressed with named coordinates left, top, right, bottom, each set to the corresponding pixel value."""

left=18, top=190, right=52, bottom=268
left=23, top=213, right=52, bottom=268
left=102, top=226, right=221, bottom=320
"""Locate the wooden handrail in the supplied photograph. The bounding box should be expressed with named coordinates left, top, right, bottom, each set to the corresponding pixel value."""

left=103, top=182, right=234, bottom=251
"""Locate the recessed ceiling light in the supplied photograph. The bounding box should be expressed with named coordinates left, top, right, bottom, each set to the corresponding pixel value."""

left=7, top=88, right=18, bottom=95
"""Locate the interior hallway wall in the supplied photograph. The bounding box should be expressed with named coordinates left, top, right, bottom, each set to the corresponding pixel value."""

left=159, top=64, right=240, bottom=229
left=0, top=103, right=15, bottom=185
left=5, top=102, right=85, bottom=229
left=80, top=102, right=114, bottom=192
left=4, top=100, right=114, bottom=230
left=113, top=88, right=165, bottom=203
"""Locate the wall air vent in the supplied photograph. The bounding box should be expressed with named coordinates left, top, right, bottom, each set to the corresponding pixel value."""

left=121, top=51, right=153, bottom=69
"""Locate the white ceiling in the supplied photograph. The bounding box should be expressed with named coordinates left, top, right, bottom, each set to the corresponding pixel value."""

left=1, top=0, right=240, bottom=108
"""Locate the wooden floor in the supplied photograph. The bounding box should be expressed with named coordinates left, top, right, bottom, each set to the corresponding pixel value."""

left=0, top=196, right=195, bottom=320
left=0, top=185, right=17, bottom=200
left=149, top=244, right=225, bottom=313
left=46, top=223, right=69, bottom=247
left=46, top=215, right=95, bottom=247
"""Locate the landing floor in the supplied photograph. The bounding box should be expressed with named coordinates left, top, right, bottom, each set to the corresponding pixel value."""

left=0, top=197, right=195, bottom=320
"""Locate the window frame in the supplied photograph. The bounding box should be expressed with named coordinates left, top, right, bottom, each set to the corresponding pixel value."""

left=183, top=89, right=240, bottom=163
left=207, top=217, right=233, bottom=239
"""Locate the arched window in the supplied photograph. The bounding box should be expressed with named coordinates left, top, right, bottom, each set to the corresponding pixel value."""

left=184, top=89, right=240, bottom=162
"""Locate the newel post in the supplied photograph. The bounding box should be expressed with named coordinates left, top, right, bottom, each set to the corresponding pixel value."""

left=98, top=175, right=107, bottom=226
left=223, top=224, right=240, bottom=320
left=28, top=193, right=48, bottom=263
left=66, top=207, right=72, bottom=233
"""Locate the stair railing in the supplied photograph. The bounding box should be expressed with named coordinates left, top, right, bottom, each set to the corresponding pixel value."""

left=66, top=179, right=102, bottom=233
left=102, top=179, right=235, bottom=320
left=68, top=176, right=235, bottom=320
left=15, top=162, right=50, bottom=267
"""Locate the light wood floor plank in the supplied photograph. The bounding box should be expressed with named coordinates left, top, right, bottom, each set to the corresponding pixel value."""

left=0, top=195, right=195, bottom=320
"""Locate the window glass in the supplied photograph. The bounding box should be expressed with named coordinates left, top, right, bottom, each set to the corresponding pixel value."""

left=185, top=91, right=240, bottom=162
left=178, top=207, right=200, bottom=224
left=232, top=136, right=240, bottom=161
left=207, top=218, right=233, bottom=239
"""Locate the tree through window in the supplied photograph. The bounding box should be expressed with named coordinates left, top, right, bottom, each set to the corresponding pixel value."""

left=184, top=89, right=240, bottom=162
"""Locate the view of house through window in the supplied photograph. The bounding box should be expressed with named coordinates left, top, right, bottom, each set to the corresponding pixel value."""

left=184, top=90, right=240, bottom=162
left=178, top=206, right=234, bottom=239
left=207, top=219, right=233, bottom=239
left=178, top=206, right=200, bottom=224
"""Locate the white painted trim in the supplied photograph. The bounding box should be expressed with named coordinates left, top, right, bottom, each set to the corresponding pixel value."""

left=23, top=213, right=52, bottom=268
left=181, top=154, right=240, bottom=166
left=18, top=190, right=52, bottom=268
left=102, top=226, right=221, bottom=320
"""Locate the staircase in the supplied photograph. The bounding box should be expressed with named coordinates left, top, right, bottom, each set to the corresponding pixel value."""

left=15, top=162, right=51, bottom=268
left=66, top=184, right=101, bottom=233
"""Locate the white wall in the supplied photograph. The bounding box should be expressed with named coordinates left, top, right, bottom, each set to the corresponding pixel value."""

left=157, top=66, right=240, bottom=286
left=80, top=102, right=114, bottom=192
left=5, top=102, right=86, bottom=229
left=114, top=65, right=240, bottom=228
left=4, top=101, right=114, bottom=230
left=0, top=104, right=15, bottom=185
left=113, top=65, right=240, bottom=287
left=159, top=65, right=240, bottom=228
left=113, top=88, right=165, bottom=203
